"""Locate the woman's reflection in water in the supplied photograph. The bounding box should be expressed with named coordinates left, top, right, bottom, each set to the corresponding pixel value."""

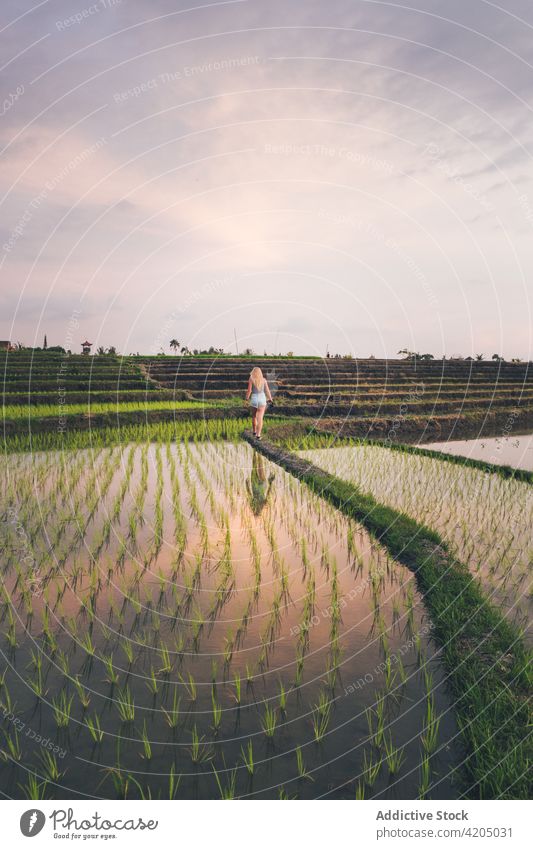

left=246, top=452, right=275, bottom=515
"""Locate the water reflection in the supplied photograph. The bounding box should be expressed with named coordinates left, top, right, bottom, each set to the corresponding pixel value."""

left=246, top=451, right=275, bottom=514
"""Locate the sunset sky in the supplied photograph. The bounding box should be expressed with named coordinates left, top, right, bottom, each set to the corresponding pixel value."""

left=1, top=0, right=532, bottom=358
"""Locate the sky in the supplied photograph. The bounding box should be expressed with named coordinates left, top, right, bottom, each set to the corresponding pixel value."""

left=0, top=0, right=532, bottom=358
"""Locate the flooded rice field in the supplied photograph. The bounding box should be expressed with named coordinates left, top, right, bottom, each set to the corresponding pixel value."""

left=299, top=445, right=532, bottom=642
left=425, top=433, right=533, bottom=473
left=0, top=441, right=461, bottom=799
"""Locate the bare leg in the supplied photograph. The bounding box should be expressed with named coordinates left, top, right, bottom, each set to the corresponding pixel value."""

left=251, top=408, right=257, bottom=434
left=256, top=405, right=266, bottom=436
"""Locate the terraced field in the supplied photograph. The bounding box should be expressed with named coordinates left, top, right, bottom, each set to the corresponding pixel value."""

left=2, top=353, right=532, bottom=443
left=1, top=353, right=530, bottom=801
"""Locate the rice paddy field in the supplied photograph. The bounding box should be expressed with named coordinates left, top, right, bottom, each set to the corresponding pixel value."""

left=0, top=439, right=462, bottom=800
left=0, top=353, right=530, bottom=801
left=298, top=444, right=533, bottom=641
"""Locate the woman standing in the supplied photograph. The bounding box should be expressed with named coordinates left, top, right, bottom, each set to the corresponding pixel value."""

left=246, top=366, right=273, bottom=439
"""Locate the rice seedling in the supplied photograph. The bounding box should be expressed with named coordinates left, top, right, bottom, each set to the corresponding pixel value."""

left=18, top=773, right=48, bottom=800
left=73, top=676, right=91, bottom=709
left=421, top=695, right=441, bottom=756
left=85, top=713, right=105, bottom=743
left=158, top=645, right=172, bottom=674
left=116, top=686, right=135, bottom=723
left=295, top=745, right=313, bottom=781
left=101, top=653, right=119, bottom=685
left=312, top=692, right=332, bottom=743
left=232, top=673, right=241, bottom=705
left=145, top=667, right=160, bottom=696
left=52, top=690, right=74, bottom=728
left=278, top=680, right=287, bottom=713
left=0, top=729, right=22, bottom=762
left=362, top=749, right=382, bottom=786
left=240, top=740, right=254, bottom=776
left=188, top=725, right=214, bottom=764
left=384, top=733, right=406, bottom=776
left=139, top=720, right=152, bottom=760
left=179, top=672, right=197, bottom=701
left=418, top=753, right=432, bottom=799
left=260, top=702, right=278, bottom=738
left=162, top=690, right=181, bottom=728
left=211, top=689, right=222, bottom=734
left=168, top=764, right=181, bottom=800
left=39, top=749, right=65, bottom=782
left=212, top=764, right=238, bottom=800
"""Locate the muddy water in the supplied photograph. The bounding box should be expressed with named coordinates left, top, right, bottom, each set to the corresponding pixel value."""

left=300, top=445, right=532, bottom=641
left=0, top=442, right=460, bottom=799
left=425, top=432, right=533, bottom=472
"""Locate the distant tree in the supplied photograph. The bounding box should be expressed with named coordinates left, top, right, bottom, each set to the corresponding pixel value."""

left=419, top=353, right=434, bottom=360
left=96, top=346, right=106, bottom=356
left=48, top=345, right=65, bottom=353
left=475, top=354, right=484, bottom=361
left=511, top=357, right=522, bottom=363
left=465, top=356, right=474, bottom=361
left=43, top=334, right=48, bottom=349
left=243, top=347, right=254, bottom=356
left=286, top=351, right=294, bottom=358
left=492, top=353, right=504, bottom=361
left=170, top=339, right=180, bottom=353
left=107, top=346, right=117, bottom=356
left=398, top=348, right=416, bottom=360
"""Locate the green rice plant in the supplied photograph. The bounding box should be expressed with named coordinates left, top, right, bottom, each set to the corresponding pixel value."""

left=295, top=745, right=313, bottom=781
left=421, top=695, right=441, bottom=755
left=18, top=772, right=48, bottom=800
left=39, top=750, right=65, bottom=782
left=384, top=732, right=406, bottom=776
left=211, top=689, right=222, bottom=734
left=85, top=713, right=104, bottom=743
left=312, top=691, right=332, bottom=743
left=260, top=702, right=278, bottom=738
left=52, top=690, right=74, bottom=728
left=116, top=686, right=135, bottom=723
left=418, top=753, right=431, bottom=799
left=73, top=676, right=91, bottom=709
left=362, top=748, right=382, bottom=786
left=240, top=740, right=254, bottom=776
left=121, top=640, right=134, bottom=666
left=158, top=645, right=172, bottom=674
left=168, top=764, right=181, bottom=800
left=101, top=653, right=119, bottom=685
left=232, top=673, right=241, bottom=705
left=145, top=667, right=159, bottom=696
left=278, top=785, right=297, bottom=800
left=139, top=720, right=152, bottom=760
left=278, top=680, right=287, bottom=713
left=162, top=689, right=181, bottom=729
left=0, top=729, right=22, bottom=762
left=79, top=631, right=95, bottom=657
left=212, top=764, right=237, bottom=800
left=188, top=725, right=214, bottom=764
left=179, top=672, right=197, bottom=701
left=355, top=781, right=366, bottom=799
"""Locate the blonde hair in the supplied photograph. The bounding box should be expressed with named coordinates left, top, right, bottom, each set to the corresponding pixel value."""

left=250, top=367, right=264, bottom=390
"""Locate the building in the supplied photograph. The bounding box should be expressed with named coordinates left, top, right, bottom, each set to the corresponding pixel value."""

left=81, top=340, right=93, bottom=355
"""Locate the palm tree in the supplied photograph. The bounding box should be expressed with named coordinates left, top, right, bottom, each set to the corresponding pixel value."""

left=475, top=353, right=484, bottom=361
left=170, top=339, right=180, bottom=353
